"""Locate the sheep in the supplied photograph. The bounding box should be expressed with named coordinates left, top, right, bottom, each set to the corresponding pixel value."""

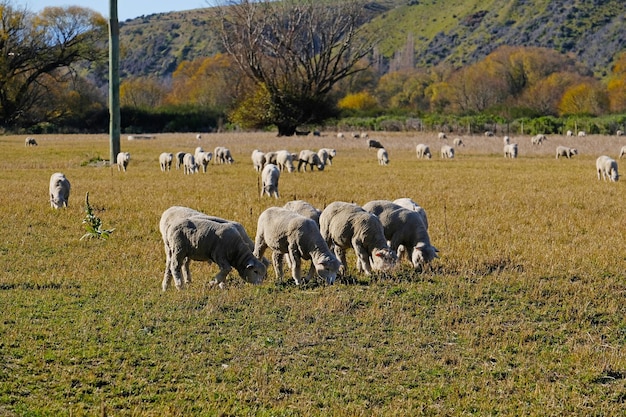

left=596, top=156, right=619, bottom=182
left=117, top=152, right=130, bottom=172
left=251, top=149, right=266, bottom=172
left=360, top=132, right=369, bottom=139
left=253, top=207, right=341, bottom=285
left=377, top=148, right=389, bottom=165
left=183, top=153, right=197, bottom=174
left=415, top=144, right=432, bottom=159
left=367, top=139, right=384, bottom=149
left=453, top=137, right=465, bottom=147
left=337, top=132, right=345, bottom=139
left=617, top=130, right=624, bottom=137
left=261, top=163, right=280, bottom=198
left=503, top=136, right=510, bottom=145
left=319, top=201, right=397, bottom=276
left=531, top=134, right=547, bottom=145
left=620, top=146, right=626, bottom=159
left=196, top=151, right=213, bottom=173
left=362, top=200, right=438, bottom=271
left=504, top=143, right=518, bottom=158
left=159, top=152, right=173, bottom=172
left=556, top=146, right=578, bottom=159
left=283, top=200, right=322, bottom=226
left=437, top=132, right=447, bottom=140
left=317, top=148, right=336, bottom=166
left=196, top=134, right=202, bottom=140
left=484, top=131, right=495, bottom=137
left=25, top=137, right=38, bottom=146
left=194, top=147, right=204, bottom=161
left=175, top=152, right=186, bottom=170
left=392, top=197, right=429, bottom=230
left=577, top=131, right=586, bottom=137
left=440, top=145, right=455, bottom=159
left=214, top=146, right=234, bottom=164
left=264, top=151, right=278, bottom=165
left=566, top=130, right=574, bottom=137
left=297, top=150, right=324, bottom=171
left=159, top=206, right=266, bottom=291
left=49, top=172, right=70, bottom=209
left=352, top=132, right=360, bottom=139
left=276, top=150, right=295, bottom=173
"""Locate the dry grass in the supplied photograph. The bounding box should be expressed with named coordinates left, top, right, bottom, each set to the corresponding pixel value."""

left=0, top=131, right=625, bottom=416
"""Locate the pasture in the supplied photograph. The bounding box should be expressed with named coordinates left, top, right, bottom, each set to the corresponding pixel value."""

left=0, top=131, right=625, bottom=416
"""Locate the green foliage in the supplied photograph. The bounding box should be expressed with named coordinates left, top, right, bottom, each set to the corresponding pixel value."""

left=80, top=192, right=115, bottom=240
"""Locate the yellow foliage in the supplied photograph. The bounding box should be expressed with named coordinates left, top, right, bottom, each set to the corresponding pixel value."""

left=338, top=91, right=377, bottom=111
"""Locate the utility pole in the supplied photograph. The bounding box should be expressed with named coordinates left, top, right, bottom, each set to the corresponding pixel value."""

left=109, top=0, right=120, bottom=165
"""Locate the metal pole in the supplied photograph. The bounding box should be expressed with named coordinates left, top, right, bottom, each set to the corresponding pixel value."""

left=109, top=0, right=120, bottom=165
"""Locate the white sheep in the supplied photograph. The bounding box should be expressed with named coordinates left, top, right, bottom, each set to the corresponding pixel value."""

left=617, top=130, right=623, bottom=137
left=377, top=148, right=389, bottom=165
left=183, top=153, right=197, bottom=174
left=251, top=150, right=266, bottom=172
left=49, top=172, right=70, bottom=209
left=159, top=152, right=173, bottom=172
left=367, top=139, right=384, bottom=149
left=261, top=163, right=280, bottom=198
left=25, top=137, right=38, bottom=146
left=317, top=148, right=336, bottom=166
left=620, top=146, right=626, bottom=159
left=196, top=134, right=202, bottom=140
left=264, top=151, right=278, bottom=165
left=283, top=200, right=322, bottom=226
left=159, top=206, right=266, bottom=291
left=276, top=150, right=295, bottom=173
left=453, top=137, right=465, bottom=147
left=437, top=132, right=447, bottom=140
left=577, top=131, right=586, bottom=137
left=415, top=144, right=432, bottom=159
left=566, top=130, right=574, bottom=137
left=440, top=145, right=455, bottom=159
left=253, top=207, right=341, bottom=285
left=194, top=146, right=204, bottom=161
left=117, top=152, right=130, bottom=172
left=484, top=131, right=495, bottom=137
left=319, top=201, right=397, bottom=276
left=531, top=134, right=547, bottom=145
left=360, top=132, right=369, bottom=139
left=214, top=146, right=234, bottom=164
left=503, top=136, right=510, bottom=145
left=556, top=146, right=578, bottom=159
left=175, top=152, right=186, bottom=170
left=297, top=150, right=324, bottom=171
left=362, top=200, right=438, bottom=271
left=596, top=156, right=619, bottom=182
left=392, top=197, right=429, bottom=230
left=337, top=132, right=345, bottom=139
left=504, top=143, right=518, bottom=158
left=196, top=151, right=213, bottom=173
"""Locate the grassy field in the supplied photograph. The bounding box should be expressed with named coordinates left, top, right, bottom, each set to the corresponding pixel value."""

left=0, top=131, right=625, bottom=416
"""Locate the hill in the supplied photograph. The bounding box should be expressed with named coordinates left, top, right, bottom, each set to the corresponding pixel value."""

left=117, top=0, right=625, bottom=79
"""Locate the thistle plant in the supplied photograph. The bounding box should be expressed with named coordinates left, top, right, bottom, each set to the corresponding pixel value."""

left=80, top=192, right=115, bottom=240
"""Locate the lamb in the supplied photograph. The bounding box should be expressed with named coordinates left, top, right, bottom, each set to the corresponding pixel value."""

left=159, top=152, right=173, bottom=172
left=175, top=152, right=186, bottom=170
left=453, top=137, right=465, bottom=147
left=251, top=149, right=266, bottom=172
left=196, top=151, right=213, bottom=173
left=503, top=136, right=510, bottom=145
left=531, top=134, right=547, bottom=145
left=415, top=144, right=432, bottom=159
left=25, top=137, right=38, bottom=146
left=504, top=143, right=518, bottom=158
left=283, top=200, right=322, bottom=226
left=392, top=197, right=429, bottom=230
left=440, top=145, right=455, bottom=159
left=49, top=172, right=70, bottom=209
left=214, top=146, right=234, bottom=164
left=377, top=148, right=389, bottom=165
left=319, top=201, right=397, bottom=276
left=438, top=132, right=447, bottom=140
left=367, top=139, right=384, bottom=149
left=620, top=146, right=626, bottom=159
left=159, top=206, right=266, bottom=291
left=362, top=200, right=438, bottom=271
left=297, top=150, right=325, bottom=171
left=276, top=150, right=295, bottom=173
left=261, top=163, right=280, bottom=198
left=183, top=153, right=197, bottom=174
left=556, top=146, right=578, bottom=159
left=596, top=156, right=619, bottom=182
left=253, top=207, right=341, bottom=285
left=117, top=152, right=130, bottom=172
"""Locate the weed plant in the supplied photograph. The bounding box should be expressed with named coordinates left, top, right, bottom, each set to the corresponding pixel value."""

left=0, top=132, right=624, bottom=416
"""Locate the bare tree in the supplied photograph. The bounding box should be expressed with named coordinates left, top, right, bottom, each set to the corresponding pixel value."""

left=216, top=0, right=377, bottom=136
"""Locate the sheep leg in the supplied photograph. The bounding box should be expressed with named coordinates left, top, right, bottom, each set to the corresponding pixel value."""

left=170, top=253, right=186, bottom=290
left=353, top=243, right=372, bottom=275
left=333, top=245, right=347, bottom=275
left=287, top=249, right=303, bottom=285
left=272, top=251, right=285, bottom=282
left=162, top=254, right=173, bottom=291
left=181, top=257, right=191, bottom=285
left=209, top=263, right=232, bottom=289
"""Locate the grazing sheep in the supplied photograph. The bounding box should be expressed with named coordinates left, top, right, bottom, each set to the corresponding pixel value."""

left=264, top=151, right=278, bottom=165
left=319, top=201, right=397, bottom=276
left=196, top=151, right=213, bottom=173
left=360, top=132, right=369, bottom=139
left=194, top=147, right=204, bottom=161
left=392, top=197, right=429, bottom=230
left=253, top=207, right=341, bottom=285
left=504, top=143, right=518, bottom=158
left=453, top=137, right=465, bottom=147
left=377, top=148, right=389, bottom=165
left=362, top=200, right=438, bottom=271
left=117, top=152, right=130, bottom=172
left=251, top=150, right=266, bottom=172
left=367, top=139, right=384, bottom=149
left=566, top=130, right=574, bottom=137
left=175, top=152, right=186, bottom=170
left=352, top=132, right=360, bottom=139
left=318, top=148, right=336, bottom=165
left=596, top=156, right=619, bottom=182
left=196, top=134, right=202, bottom=140
left=276, top=150, right=295, bottom=173
left=577, top=131, right=586, bottom=137
left=159, top=152, right=173, bottom=172
left=485, top=131, right=495, bottom=137
left=49, top=172, right=70, bottom=209
left=261, top=164, right=280, bottom=198
left=437, top=132, right=447, bottom=140
left=440, top=145, right=455, bottom=159
left=337, top=132, right=345, bottom=139
left=620, top=146, right=626, bottom=159
left=283, top=200, right=322, bottom=226
left=183, top=153, right=197, bottom=174
left=297, top=150, right=325, bottom=171
left=617, top=130, right=623, bottom=137
left=415, top=144, right=432, bottom=159
left=159, top=206, right=266, bottom=291
left=556, top=146, right=578, bottom=159
left=503, top=136, right=510, bottom=145
left=531, top=134, right=547, bottom=145
left=25, top=137, right=38, bottom=146
left=214, top=146, right=234, bottom=164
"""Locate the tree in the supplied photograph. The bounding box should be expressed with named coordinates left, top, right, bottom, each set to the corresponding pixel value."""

left=120, top=77, right=168, bottom=109
left=0, top=2, right=107, bottom=128
left=216, top=0, right=376, bottom=136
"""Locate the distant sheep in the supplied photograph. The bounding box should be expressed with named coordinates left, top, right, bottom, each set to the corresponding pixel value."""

left=596, top=156, right=619, bottom=182
left=453, top=137, right=465, bottom=147
left=254, top=207, right=341, bottom=285
left=377, top=148, right=389, bottom=165
left=555, top=146, right=578, bottom=159
left=251, top=150, right=266, bottom=172
left=392, top=197, right=429, bottom=230
left=283, top=200, right=322, bottom=226
left=196, top=134, right=202, bottom=140
left=196, top=151, right=213, bottom=173
left=25, top=137, right=38, bottom=146
left=503, top=136, right=510, bottom=145
left=183, top=153, right=197, bottom=174
left=484, top=131, right=494, bottom=137
left=319, top=201, right=397, bottom=276
left=159, top=206, right=266, bottom=290
left=49, top=172, right=70, bottom=209
left=440, top=145, right=455, bottom=159
left=297, top=150, right=325, bottom=171
left=360, top=132, right=369, bottom=139
left=276, top=150, right=295, bottom=173
left=159, top=152, right=173, bottom=171
left=620, top=146, right=626, bottom=159
left=318, top=148, right=336, bottom=165
left=367, top=139, right=384, bottom=149
left=437, top=132, right=447, bottom=140
left=566, top=130, right=574, bottom=137
left=175, top=152, right=186, bottom=170
left=214, top=146, right=234, bottom=164
left=617, top=130, right=623, bottom=137
left=337, top=132, right=345, bottom=139
left=504, top=143, right=518, bottom=158
left=261, top=163, right=280, bottom=198
left=577, top=131, right=586, bottom=137
left=117, top=152, right=130, bottom=172
left=531, top=134, right=547, bottom=145
left=415, top=144, right=432, bottom=159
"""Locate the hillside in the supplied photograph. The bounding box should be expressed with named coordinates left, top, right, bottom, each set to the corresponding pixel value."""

left=117, top=0, right=625, bottom=79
